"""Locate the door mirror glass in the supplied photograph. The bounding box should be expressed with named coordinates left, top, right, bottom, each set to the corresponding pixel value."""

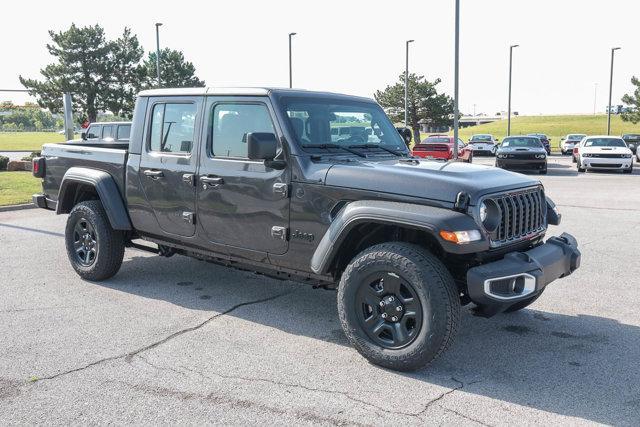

left=81, top=131, right=87, bottom=140
left=247, top=133, right=277, bottom=160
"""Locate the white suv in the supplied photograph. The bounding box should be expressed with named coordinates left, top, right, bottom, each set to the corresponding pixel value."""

left=576, top=136, right=633, bottom=174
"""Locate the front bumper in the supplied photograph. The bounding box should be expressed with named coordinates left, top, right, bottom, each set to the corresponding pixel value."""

left=466, top=233, right=580, bottom=316
left=32, top=194, right=56, bottom=211
left=496, top=158, right=547, bottom=171
left=581, top=157, right=633, bottom=170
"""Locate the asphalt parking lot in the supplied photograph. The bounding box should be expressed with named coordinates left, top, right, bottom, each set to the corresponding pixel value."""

left=1, top=154, right=639, bottom=425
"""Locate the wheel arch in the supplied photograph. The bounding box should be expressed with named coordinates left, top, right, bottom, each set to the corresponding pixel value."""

left=310, top=200, right=488, bottom=277
left=57, top=167, right=132, bottom=230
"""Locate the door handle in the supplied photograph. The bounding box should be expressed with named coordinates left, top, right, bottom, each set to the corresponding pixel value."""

left=143, top=169, right=164, bottom=179
left=200, top=175, right=224, bottom=189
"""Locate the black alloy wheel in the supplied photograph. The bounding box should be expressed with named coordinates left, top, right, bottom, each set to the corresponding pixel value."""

left=355, top=272, right=423, bottom=349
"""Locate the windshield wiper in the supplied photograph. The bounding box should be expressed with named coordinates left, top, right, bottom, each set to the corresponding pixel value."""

left=348, top=143, right=403, bottom=157
left=304, top=144, right=366, bottom=158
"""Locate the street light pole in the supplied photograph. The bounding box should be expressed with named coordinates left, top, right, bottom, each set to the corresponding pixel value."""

left=507, top=44, right=519, bottom=136
left=288, top=32, right=297, bottom=88
left=405, top=39, right=414, bottom=129
left=155, top=23, right=163, bottom=87
left=453, top=0, right=460, bottom=159
left=607, top=47, right=621, bottom=135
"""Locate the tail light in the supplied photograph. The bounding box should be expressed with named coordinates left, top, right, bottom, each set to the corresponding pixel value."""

left=32, top=157, right=45, bottom=178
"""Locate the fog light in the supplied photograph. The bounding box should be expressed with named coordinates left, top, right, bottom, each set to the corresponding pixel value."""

left=439, top=229, right=482, bottom=244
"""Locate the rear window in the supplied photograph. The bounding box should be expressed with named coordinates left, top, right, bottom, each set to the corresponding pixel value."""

left=622, top=134, right=640, bottom=141
left=567, top=134, right=586, bottom=141
left=425, top=137, right=450, bottom=143
left=117, top=124, right=131, bottom=141
left=471, top=135, right=492, bottom=142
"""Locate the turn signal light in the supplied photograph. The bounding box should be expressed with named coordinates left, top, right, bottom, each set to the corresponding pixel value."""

left=439, top=229, right=482, bottom=244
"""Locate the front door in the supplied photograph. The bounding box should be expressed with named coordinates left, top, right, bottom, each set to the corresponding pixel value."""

left=196, top=97, right=290, bottom=255
left=138, top=96, right=203, bottom=237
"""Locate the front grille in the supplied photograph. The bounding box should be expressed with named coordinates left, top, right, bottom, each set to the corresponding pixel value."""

left=591, top=163, right=622, bottom=168
left=590, top=153, right=625, bottom=158
left=488, top=188, right=546, bottom=245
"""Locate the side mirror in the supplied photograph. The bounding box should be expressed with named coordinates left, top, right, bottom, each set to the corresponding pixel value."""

left=81, top=131, right=87, bottom=141
left=247, top=132, right=278, bottom=161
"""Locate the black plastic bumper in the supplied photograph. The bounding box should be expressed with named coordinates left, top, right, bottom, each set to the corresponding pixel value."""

left=32, top=194, right=55, bottom=210
left=466, top=233, right=580, bottom=316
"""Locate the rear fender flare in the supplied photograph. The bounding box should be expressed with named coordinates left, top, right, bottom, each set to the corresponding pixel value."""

left=57, top=167, right=132, bottom=230
left=310, top=200, right=488, bottom=275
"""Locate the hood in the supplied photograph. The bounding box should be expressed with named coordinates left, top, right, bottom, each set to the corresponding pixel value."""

left=582, top=146, right=631, bottom=154
left=497, top=146, right=547, bottom=154
left=324, top=158, right=539, bottom=205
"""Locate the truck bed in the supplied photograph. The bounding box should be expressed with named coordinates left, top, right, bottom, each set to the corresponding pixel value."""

left=40, top=142, right=129, bottom=207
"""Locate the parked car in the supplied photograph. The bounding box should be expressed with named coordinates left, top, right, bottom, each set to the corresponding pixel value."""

left=79, top=122, right=132, bottom=145
left=621, top=133, right=640, bottom=155
left=560, top=134, right=586, bottom=155
left=495, top=136, right=548, bottom=174
left=31, top=87, right=580, bottom=372
left=412, top=135, right=473, bottom=162
left=527, top=133, right=551, bottom=154
left=576, top=136, right=633, bottom=173
left=468, top=134, right=497, bottom=156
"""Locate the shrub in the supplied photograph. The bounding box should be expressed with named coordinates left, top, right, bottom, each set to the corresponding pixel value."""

left=21, top=151, right=41, bottom=161
left=0, top=156, right=9, bottom=171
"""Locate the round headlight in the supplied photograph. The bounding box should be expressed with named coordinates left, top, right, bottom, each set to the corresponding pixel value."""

left=479, top=199, right=501, bottom=232
left=480, top=202, right=487, bottom=222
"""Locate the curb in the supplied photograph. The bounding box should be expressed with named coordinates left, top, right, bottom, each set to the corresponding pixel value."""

left=0, top=203, right=37, bottom=213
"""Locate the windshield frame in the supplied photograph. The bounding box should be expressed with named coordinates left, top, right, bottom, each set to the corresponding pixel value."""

left=276, top=95, right=409, bottom=156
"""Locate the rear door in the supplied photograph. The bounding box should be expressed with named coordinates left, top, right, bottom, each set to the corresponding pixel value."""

left=138, top=96, right=203, bottom=237
left=196, top=96, right=290, bottom=255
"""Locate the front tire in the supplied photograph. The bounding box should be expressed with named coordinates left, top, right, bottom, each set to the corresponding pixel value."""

left=65, top=200, right=125, bottom=281
left=337, top=243, right=460, bottom=371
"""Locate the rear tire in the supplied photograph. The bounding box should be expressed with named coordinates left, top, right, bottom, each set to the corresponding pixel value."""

left=337, top=242, right=460, bottom=371
left=65, top=200, right=125, bottom=281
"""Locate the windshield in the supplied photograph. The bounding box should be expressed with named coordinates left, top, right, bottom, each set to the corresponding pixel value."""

left=584, top=138, right=627, bottom=148
left=470, top=135, right=492, bottom=142
left=281, top=97, right=406, bottom=152
left=567, top=134, right=586, bottom=141
left=501, top=137, right=543, bottom=148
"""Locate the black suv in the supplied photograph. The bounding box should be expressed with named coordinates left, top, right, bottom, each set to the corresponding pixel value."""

left=32, top=88, right=580, bottom=371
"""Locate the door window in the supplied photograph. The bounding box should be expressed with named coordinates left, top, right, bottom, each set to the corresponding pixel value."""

left=211, top=104, right=276, bottom=158
left=102, top=125, right=114, bottom=139
left=149, top=103, right=197, bottom=154
left=85, top=125, right=100, bottom=140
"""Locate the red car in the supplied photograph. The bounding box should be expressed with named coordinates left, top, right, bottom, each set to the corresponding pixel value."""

left=412, top=135, right=473, bottom=162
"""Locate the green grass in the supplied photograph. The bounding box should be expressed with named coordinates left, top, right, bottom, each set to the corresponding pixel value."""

left=421, top=115, right=640, bottom=150
left=0, top=172, right=41, bottom=206
left=0, top=132, right=67, bottom=151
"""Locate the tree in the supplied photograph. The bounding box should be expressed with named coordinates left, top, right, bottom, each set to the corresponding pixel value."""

left=375, top=73, right=453, bottom=144
left=19, top=24, right=144, bottom=122
left=621, top=76, right=640, bottom=124
left=104, top=28, right=145, bottom=119
left=143, top=48, right=205, bottom=88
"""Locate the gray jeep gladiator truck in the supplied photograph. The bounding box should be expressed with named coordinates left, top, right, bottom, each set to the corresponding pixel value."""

left=31, top=87, right=580, bottom=371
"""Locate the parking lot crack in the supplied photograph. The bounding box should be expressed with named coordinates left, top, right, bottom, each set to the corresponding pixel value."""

left=177, top=364, right=469, bottom=420
left=29, top=291, right=292, bottom=383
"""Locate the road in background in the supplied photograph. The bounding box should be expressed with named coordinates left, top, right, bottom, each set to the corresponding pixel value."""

left=1, top=155, right=639, bottom=424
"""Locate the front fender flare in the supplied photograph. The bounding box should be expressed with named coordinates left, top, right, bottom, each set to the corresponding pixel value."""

left=310, top=200, right=489, bottom=275
left=57, top=167, right=132, bottom=230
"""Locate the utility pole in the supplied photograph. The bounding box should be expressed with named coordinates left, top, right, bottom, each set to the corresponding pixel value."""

left=593, top=83, right=598, bottom=115
left=507, top=44, right=519, bottom=136
left=607, top=47, right=621, bottom=135
left=453, top=0, right=460, bottom=159
left=289, top=32, right=297, bottom=88
left=405, top=39, right=414, bottom=128
left=155, top=23, right=163, bottom=87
